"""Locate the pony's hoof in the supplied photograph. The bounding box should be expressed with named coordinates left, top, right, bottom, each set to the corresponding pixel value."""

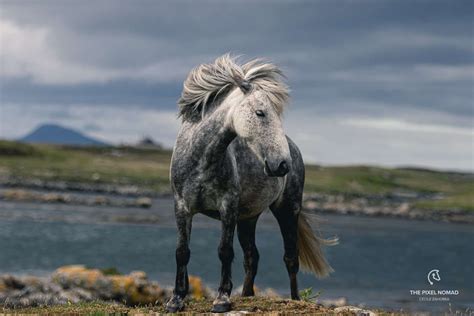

left=166, top=295, right=185, bottom=313
left=212, top=294, right=232, bottom=313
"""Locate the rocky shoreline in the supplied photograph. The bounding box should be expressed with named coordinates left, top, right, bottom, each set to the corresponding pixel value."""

left=1, top=177, right=161, bottom=197
left=303, top=193, right=474, bottom=224
left=0, top=266, right=363, bottom=314
left=0, top=188, right=154, bottom=208
left=1, top=178, right=472, bottom=224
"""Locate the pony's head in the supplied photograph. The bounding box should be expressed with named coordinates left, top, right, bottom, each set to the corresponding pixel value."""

left=229, top=89, right=291, bottom=177
left=178, top=54, right=291, bottom=177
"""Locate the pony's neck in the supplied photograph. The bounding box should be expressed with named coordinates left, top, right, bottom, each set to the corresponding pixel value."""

left=191, top=104, right=236, bottom=171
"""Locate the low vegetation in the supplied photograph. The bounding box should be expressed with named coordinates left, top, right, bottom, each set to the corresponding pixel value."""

left=0, top=141, right=171, bottom=193
left=0, top=297, right=375, bottom=315
left=0, top=140, right=472, bottom=211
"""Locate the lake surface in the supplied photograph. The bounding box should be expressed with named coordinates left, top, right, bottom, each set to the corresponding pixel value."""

left=0, top=199, right=472, bottom=313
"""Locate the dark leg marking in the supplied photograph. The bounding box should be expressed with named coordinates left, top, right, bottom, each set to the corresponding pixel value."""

left=237, top=217, right=259, bottom=296
left=212, top=210, right=237, bottom=313
left=271, top=206, right=300, bottom=300
left=166, top=210, right=192, bottom=312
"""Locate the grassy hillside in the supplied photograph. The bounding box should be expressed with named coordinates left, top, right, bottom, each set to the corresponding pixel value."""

left=0, top=140, right=472, bottom=211
left=0, top=141, right=171, bottom=192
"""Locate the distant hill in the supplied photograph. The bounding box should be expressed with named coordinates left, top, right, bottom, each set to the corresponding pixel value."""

left=20, top=124, right=109, bottom=146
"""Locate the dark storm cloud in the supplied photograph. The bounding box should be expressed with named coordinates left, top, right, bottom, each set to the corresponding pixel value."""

left=2, top=77, right=180, bottom=109
left=1, top=0, right=472, bottom=113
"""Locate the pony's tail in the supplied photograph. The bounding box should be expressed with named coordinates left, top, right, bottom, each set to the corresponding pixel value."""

left=297, top=211, right=338, bottom=278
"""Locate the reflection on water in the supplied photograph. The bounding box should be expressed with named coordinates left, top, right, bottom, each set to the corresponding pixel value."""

left=0, top=199, right=472, bottom=312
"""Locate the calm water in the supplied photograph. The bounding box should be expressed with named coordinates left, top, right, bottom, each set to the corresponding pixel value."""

left=0, top=199, right=472, bottom=313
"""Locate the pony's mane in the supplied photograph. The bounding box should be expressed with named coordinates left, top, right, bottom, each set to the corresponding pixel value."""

left=178, top=54, right=289, bottom=122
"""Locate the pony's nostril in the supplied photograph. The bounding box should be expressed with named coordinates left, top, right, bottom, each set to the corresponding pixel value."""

left=278, top=161, right=289, bottom=174
left=264, top=159, right=289, bottom=177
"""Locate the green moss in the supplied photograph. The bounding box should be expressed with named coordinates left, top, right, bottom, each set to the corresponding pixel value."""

left=100, top=267, right=122, bottom=276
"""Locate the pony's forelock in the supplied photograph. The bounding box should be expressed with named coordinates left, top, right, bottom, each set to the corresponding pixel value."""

left=178, top=54, right=289, bottom=122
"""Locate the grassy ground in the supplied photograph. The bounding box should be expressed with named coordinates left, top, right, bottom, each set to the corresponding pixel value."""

left=0, top=297, right=387, bottom=315
left=0, top=141, right=171, bottom=193
left=0, top=140, right=472, bottom=211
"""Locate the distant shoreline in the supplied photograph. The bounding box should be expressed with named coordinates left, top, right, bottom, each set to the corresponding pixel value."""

left=1, top=179, right=473, bottom=224
left=304, top=192, right=474, bottom=224
left=1, top=141, right=472, bottom=221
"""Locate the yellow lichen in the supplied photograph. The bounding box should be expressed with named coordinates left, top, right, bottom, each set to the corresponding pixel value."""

left=188, top=275, right=205, bottom=299
left=51, top=266, right=166, bottom=305
left=109, top=275, right=135, bottom=294
left=54, top=265, right=104, bottom=288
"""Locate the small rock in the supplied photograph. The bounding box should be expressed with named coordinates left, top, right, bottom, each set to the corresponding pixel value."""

left=334, top=305, right=377, bottom=316
left=135, top=197, right=152, bottom=208
left=129, top=271, right=147, bottom=280
left=94, top=196, right=109, bottom=205
left=319, top=297, right=347, bottom=307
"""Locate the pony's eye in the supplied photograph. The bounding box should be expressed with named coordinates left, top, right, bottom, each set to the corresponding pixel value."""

left=255, top=110, right=265, bottom=117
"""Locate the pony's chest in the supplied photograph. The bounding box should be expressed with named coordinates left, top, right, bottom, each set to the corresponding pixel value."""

left=179, top=173, right=236, bottom=214
left=238, top=176, right=285, bottom=216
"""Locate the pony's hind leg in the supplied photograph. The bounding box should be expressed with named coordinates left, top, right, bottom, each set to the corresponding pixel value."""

left=237, top=216, right=259, bottom=296
left=270, top=204, right=300, bottom=300
left=212, top=208, right=238, bottom=313
left=166, top=206, right=192, bottom=312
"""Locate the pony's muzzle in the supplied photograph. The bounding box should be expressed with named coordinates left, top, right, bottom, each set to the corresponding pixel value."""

left=264, top=159, right=290, bottom=177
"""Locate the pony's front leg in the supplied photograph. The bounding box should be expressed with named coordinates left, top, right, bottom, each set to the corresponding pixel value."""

left=270, top=206, right=300, bottom=300
left=212, top=209, right=238, bottom=313
left=237, top=216, right=259, bottom=296
left=166, top=207, right=192, bottom=312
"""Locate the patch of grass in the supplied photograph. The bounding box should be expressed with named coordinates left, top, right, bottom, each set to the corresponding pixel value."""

left=0, top=141, right=172, bottom=194
left=305, top=165, right=401, bottom=194
left=304, top=165, right=473, bottom=211
left=0, top=140, right=39, bottom=156
left=305, top=165, right=473, bottom=195
left=299, top=287, right=321, bottom=302
left=415, top=189, right=474, bottom=212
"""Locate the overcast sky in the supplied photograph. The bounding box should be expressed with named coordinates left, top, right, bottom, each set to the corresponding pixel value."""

left=0, top=0, right=473, bottom=170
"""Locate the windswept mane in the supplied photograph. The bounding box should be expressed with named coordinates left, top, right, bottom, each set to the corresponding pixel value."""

left=178, top=54, right=289, bottom=122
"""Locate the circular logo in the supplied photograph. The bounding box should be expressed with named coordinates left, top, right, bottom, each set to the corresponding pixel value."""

left=427, top=269, right=441, bottom=285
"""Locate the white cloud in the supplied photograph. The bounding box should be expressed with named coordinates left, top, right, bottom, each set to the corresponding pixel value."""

left=414, top=64, right=474, bottom=82
left=284, top=109, right=474, bottom=171
left=329, top=64, right=474, bottom=84
left=0, top=19, right=191, bottom=84
left=342, top=118, right=474, bottom=136
left=370, top=29, right=473, bottom=51
left=0, top=19, right=116, bottom=84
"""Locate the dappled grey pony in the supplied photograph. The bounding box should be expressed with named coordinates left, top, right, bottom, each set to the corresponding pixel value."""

left=166, top=54, right=335, bottom=313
